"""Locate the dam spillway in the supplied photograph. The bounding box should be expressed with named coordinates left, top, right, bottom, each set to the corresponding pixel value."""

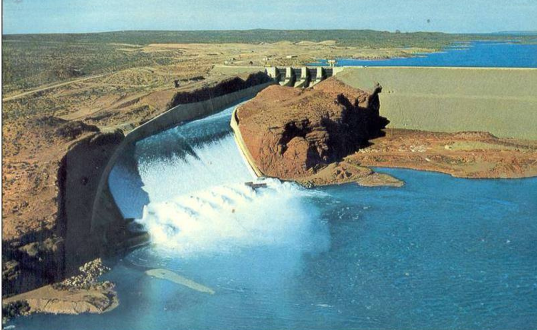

left=97, top=64, right=536, bottom=264
left=265, top=66, right=337, bottom=87
left=109, top=103, right=330, bottom=256
left=103, top=64, right=537, bottom=248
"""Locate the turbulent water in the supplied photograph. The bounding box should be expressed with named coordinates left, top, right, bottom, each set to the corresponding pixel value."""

left=121, top=105, right=330, bottom=258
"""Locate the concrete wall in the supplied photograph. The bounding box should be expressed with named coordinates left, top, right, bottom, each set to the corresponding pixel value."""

left=90, top=82, right=274, bottom=240
left=336, top=67, right=537, bottom=140
left=61, top=131, right=125, bottom=274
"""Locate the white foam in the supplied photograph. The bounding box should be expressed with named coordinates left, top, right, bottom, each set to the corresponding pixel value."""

left=138, top=178, right=329, bottom=258
left=138, top=135, right=254, bottom=203
left=133, top=122, right=329, bottom=258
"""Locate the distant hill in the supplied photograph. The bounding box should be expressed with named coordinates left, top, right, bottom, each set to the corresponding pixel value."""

left=493, top=31, right=537, bottom=36
left=3, top=29, right=536, bottom=49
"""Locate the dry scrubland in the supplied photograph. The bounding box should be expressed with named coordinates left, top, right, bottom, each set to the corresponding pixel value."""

left=2, top=40, right=433, bottom=122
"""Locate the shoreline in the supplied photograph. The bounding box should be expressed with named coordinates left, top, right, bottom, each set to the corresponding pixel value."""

left=2, top=259, right=118, bottom=323
left=347, top=129, right=537, bottom=180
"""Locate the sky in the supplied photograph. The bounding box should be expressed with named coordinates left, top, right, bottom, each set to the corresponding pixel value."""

left=3, top=0, right=537, bottom=35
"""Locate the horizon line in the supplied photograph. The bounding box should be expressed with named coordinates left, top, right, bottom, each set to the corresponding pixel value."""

left=3, top=28, right=537, bottom=37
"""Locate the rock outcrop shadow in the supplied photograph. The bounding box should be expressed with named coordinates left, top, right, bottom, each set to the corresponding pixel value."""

left=235, top=78, right=389, bottom=179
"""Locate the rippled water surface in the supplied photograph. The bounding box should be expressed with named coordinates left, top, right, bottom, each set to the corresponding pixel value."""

left=11, top=102, right=537, bottom=330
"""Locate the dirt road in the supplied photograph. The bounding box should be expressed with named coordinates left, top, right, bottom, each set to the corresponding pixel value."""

left=3, top=74, right=107, bottom=102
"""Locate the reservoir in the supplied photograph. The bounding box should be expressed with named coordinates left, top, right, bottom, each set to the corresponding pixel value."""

left=9, top=41, right=537, bottom=330
left=315, top=41, right=537, bottom=68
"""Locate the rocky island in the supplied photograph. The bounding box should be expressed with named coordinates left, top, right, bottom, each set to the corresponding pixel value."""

left=2, top=259, right=117, bottom=322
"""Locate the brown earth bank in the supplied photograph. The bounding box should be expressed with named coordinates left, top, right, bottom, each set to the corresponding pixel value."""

left=346, top=129, right=537, bottom=179
left=234, top=78, right=403, bottom=187
left=234, top=78, right=537, bottom=186
left=2, top=73, right=269, bottom=301
left=2, top=259, right=117, bottom=323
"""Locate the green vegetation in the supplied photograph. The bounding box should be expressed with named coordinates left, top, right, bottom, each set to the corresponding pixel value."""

left=2, top=40, right=179, bottom=94
left=4, top=29, right=535, bottom=48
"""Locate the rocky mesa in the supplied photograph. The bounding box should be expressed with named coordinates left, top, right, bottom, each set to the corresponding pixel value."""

left=233, top=78, right=403, bottom=187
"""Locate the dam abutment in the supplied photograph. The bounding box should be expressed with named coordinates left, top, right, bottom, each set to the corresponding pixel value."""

left=335, top=67, right=537, bottom=140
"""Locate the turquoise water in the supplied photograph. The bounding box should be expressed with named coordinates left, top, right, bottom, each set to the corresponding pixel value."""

left=10, top=103, right=537, bottom=330
left=314, top=41, right=537, bottom=68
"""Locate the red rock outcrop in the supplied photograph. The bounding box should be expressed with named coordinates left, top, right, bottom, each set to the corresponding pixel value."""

left=234, top=78, right=391, bottom=183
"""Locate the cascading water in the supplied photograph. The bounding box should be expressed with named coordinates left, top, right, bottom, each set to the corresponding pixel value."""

left=110, top=103, right=330, bottom=258
left=140, top=177, right=329, bottom=256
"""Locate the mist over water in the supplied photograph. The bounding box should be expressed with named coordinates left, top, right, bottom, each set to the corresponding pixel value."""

left=141, top=178, right=330, bottom=257
left=137, top=132, right=330, bottom=257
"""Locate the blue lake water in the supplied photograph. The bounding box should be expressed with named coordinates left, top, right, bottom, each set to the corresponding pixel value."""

left=314, top=41, right=537, bottom=68
left=11, top=101, right=537, bottom=330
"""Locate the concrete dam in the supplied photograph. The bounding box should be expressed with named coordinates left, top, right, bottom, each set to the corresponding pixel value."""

left=265, top=66, right=339, bottom=87
left=256, top=65, right=537, bottom=140
left=64, top=65, right=536, bottom=277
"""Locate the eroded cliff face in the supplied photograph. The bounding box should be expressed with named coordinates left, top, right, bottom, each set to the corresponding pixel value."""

left=2, top=117, right=125, bottom=297
left=167, top=72, right=272, bottom=107
left=234, top=78, right=391, bottom=183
